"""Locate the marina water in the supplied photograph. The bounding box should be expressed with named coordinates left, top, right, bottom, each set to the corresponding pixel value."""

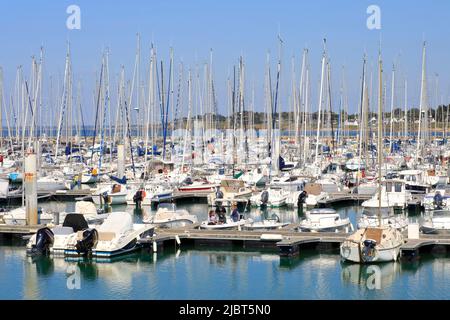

left=1, top=203, right=449, bottom=300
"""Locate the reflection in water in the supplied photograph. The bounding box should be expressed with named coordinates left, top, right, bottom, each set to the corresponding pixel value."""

left=341, top=261, right=400, bottom=290
left=29, top=255, right=54, bottom=276
left=1, top=204, right=450, bottom=299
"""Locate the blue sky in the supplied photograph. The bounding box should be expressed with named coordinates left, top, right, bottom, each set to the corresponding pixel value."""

left=1, top=0, right=449, bottom=124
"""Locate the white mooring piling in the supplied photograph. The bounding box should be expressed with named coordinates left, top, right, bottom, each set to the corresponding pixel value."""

left=117, top=144, right=125, bottom=178
left=25, top=152, right=37, bottom=226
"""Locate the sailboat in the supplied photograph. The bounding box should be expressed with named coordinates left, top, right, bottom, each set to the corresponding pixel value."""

left=340, top=51, right=404, bottom=263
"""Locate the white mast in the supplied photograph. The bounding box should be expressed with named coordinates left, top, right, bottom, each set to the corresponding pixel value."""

left=404, top=79, right=408, bottom=139
left=314, top=39, right=326, bottom=165
left=377, top=49, right=383, bottom=225
left=416, top=42, right=428, bottom=159
left=389, top=64, right=395, bottom=153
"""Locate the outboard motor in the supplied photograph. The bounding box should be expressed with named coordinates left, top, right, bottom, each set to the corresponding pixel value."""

left=76, top=228, right=99, bottom=255
left=297, top=191, right=307, bottom=207
left=434, top=192, right=443, bottom=210
left=261, top=190, right=269, bottom=206
left=133, top=189, right=145, bottom=204
left=362, top=239, right=377, bottom=260
left=31, top=227, right=54, bottom=255
left=216, top=189, right=224, bottom=199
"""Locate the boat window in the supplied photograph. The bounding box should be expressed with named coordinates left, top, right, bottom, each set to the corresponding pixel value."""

left=385, top=182, right=392, bottom=192
left=411, top=175, right=416, bottom=182
left=394, top=183, right=402, bottom=192
left=399, top=175, right=404, bottom=180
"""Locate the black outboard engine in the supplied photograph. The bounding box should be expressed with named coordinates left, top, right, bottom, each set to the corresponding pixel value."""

left=434, top=192, right=443, bottom=210
left=216, top=190, right=224, bottom=199
left=362, top=239, right=377, bottom=260
left=133, top=189, right=144, bottom=204
left=76, top=228, right=99, bottom=255
left=297, top=191, right=307, bottom=207
left=261, top=190, right=269, bottom=206
left=31, top=227, right=54, bottom=255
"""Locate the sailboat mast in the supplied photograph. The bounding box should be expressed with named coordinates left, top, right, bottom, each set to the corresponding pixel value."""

left=314, top=40, right=326, bottom=164
left=377, top=51, right=383, bottom=226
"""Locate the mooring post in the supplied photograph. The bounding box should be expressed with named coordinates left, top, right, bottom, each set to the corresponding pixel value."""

left=25, top=152, right=38, bottom=226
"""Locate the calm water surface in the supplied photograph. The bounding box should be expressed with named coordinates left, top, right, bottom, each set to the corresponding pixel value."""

left=0, top=203, right=449, bottom=299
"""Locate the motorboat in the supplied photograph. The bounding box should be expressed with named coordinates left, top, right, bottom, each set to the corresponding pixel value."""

left=298, top=208, right=353, bottom=233
left=269, top=175, right=306, bottom=191
left=142, top=203, right=198, bottom=228
left=285, top=190, right=308, bottom=208
left=249, top=187, right=289, bottom=208
left=421, top=210, right=450, bottom=234
left=200, top=213, right=249, bottom=230
left=2, top=207, right=53, bottom=226
left=59, top=201, right=109, bottom=224
left=89, top=212, right=155, bottom=257
left=397, top=170, right=430, bottom=194
left=26, top=213, right=99, bottom=256
left=340, top=226, right=404, bottom=263
left=37, top=175, right=68, bottom=192
left=357, top=210, right=408, bottom=231
left=243, top=215, right=289, bottom=230
left=92, top=183, right=128, bottom=205
left=126, top=184, right=173, bottom=206
left=177, top=180, right=218, bottom=192
left=361, top=180, right=411, bottom=212
left=207, top=178, right=253, bottom=207
left=422, top=184, right=450, bottom=211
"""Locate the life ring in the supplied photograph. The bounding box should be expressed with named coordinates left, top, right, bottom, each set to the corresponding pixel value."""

left=182, top=166, right=188, bottom=173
